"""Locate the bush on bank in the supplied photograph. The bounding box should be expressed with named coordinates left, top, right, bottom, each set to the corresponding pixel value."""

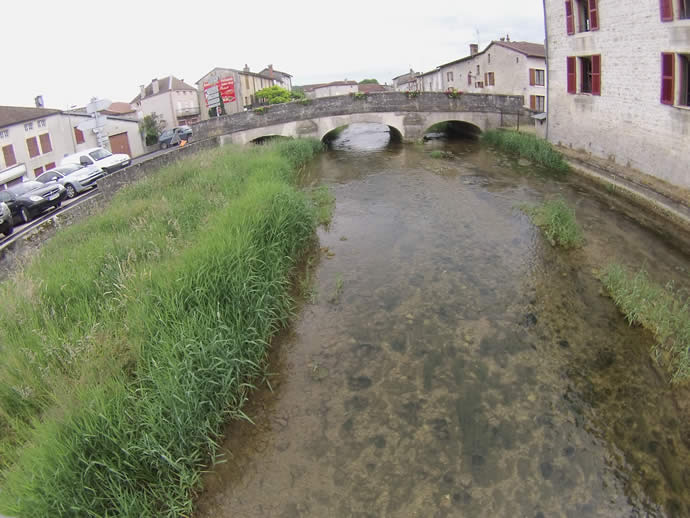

left=482, top=129, right=570, bottom=173
left=0, top=139, right=326, bottom=517
left=522, top=198, right=584, bottom=248
left=601, top=264, right=690, bottom=384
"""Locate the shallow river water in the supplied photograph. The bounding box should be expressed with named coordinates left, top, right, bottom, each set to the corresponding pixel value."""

left=196, top=124, right=690, bottom=518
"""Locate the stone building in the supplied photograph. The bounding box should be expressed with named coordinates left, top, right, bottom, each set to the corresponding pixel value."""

left=0, top=105, right=143, bottom=189
left=302, top=81, right=358, bottom=99
left=130, top=76, right=200, bottom=129
left=195, top=65, right=292, bottom=120
left=424, top=40, right=546, bottom=111
left=544, top=0, right=690, bottom=188
left=391, top=70, right=420, bottom=91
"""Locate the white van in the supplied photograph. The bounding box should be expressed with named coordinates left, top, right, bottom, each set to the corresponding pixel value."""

left=61, top=147, right=131, bottom=174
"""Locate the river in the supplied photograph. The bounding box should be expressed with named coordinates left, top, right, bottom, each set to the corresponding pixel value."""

left=196, top=124, right=690, bottom=517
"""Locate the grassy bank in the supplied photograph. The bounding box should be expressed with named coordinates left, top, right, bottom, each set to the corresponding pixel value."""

left=522, top=198, right=584, bottom=248
left=0, top=139, right=327, bottom=516
left=601, top=264, right=690, bottom=383
left=482, top=129, right=570, bottom=173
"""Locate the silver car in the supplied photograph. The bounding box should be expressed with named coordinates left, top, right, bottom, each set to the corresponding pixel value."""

left=36, top=164, right=104, bottom=199
left=0, top=201, right=13, bottom=237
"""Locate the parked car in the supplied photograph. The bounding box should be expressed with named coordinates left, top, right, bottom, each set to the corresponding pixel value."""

left=0, top=181, right=66, bottom=224
left=158, top=126, right=192, bottom=149
left=60, top=147, right=131, bottom=174
left=36, top=164, right=104, bottom=199
left=0, top=202, right=13, bottom=237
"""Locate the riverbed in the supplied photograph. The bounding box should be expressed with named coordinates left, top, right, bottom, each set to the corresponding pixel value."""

left=196, top=124, right=690, bottom=517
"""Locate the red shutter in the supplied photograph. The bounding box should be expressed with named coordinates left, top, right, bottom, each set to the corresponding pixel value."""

left=530, top=95, right=537, bottom=110
left=74, top=127, right=85, bottom=144
left=34, top=166, right=44, bottom=176
left=45, top=162, right=56, bottom=170
left=39, top=133, right=52, bottom=153
left=2, top=145, right=16, bottom=167
left=592, top=55, right=601, bottom=95
left=589, top=0, right=599, bottom=29
left=26, top=137, right=40, bottom=158
left=567, top=57, right=577, bottom=93
left=661, top=53, right=675, bottom=104
left=484, top=73, right=488, bottom=85
left=565, top=0, right=575, bottom=34
left=529, top=68, right=536, bottom=85
left=660, top=0, right=674, bottom=21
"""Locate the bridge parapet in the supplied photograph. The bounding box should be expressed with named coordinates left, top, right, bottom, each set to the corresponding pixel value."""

left=192, top=92, right=525, bottom=142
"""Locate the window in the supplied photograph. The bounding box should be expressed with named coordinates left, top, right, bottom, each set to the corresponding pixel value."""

left=74, top=127, right=85, bottom=144
left=476, top=64, right=480, bottom=75
left=34, top=166, right=44, bottom=176
left=39, top=133, right=52, bottom=153
left=485, top=72, right=495, bottom=86
left=26, top=136, right=40, bottom=158
left=447, top=71, right=454, bottom=82
left=567, top=0, right=598, bottom=32
left=24, top=122, right=33, bottom=131
left=681, top=55, right=690, bottom=106
left=488, top=53, right=491, bottom=64
left=467, top=72, right=472, bottom=85
left=531, top=69, right=545, bottom=86
left=37, top=119, right=46, bottom=128
left=475, top=81, right=484, bottom=88
left=530, top=95, right=546, bottom=112
left=44, top=162, right=56, bottom=170
left=2, top=145, right=16, bottom=167
left=0, top=129, right=8, bottom=139
left=681, top=0, right=690, bottom=18
left=567, top=55, right=600, bottom=95
left=660, top=0, right=690, bottom=20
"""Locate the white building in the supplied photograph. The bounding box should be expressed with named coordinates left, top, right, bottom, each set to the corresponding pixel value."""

left=434, top=40, right=547, bottom=111
left=391, top=70, right=420, bottom=92
left=544, top=0, right=690, bottom=188
left=131, top=76, right=200, bottom=129
left=303, top=81, right=358, bottom=99
left=0, top=105, right=144, bottom=189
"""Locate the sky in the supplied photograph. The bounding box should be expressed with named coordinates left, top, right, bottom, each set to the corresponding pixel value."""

left=3, top=0, right=545, bottom=110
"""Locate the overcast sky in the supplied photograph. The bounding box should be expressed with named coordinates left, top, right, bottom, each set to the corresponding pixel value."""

left=3, top=0, right=545, bottom=110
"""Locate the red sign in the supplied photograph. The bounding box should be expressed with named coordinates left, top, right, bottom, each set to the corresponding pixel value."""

left=203, top=77, right=236, bottom=107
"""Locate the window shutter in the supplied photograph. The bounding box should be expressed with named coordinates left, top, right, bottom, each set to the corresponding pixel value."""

left=530, top=95, right=537, bottom=110
left=34, top=166, right=44, bottom=176
left=592, top=55, right=601, bottom=95
left=26, top=137, right=40, bottom=158
left=660, top=0, right=674, bottom=21
left=529, top=68, right=536, bottom=86
left=39, top=133, right=52, bottom=153
left=484, top=73, right=488, bottom=85
left=468, top=73, right=471, bottom=86
left=589, top=0, right=599, bottom=30
left=565, top=0, right=575, bottom=34
left=2, top=145, right=16, bottom=167
left=74, top=127, right=85, bottom=144
left=567, top=57, right=577, bottom=93
left=661, top=53, right=675, bottom=104
left=45, top=162, right=56, bottom=170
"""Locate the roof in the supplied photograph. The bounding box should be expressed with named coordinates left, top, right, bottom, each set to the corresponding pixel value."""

left=131, top=76, right=196, bottom=104
left=438, top=40, right=545, bottom=68
left=103, top=101, right=135, bottom=115
left=419, top=67, right=441, bottom=77
left=492, top=40, right=545, bottom=58
left=0, top=105, right=61, bottom=128
left=358, top=83, right=387, bottom=93
left=259, top=67, right=293, bottom=78
left=302, top=81, right=358, bottom=92
left=392, top=71, right=418, bottom=83
left=195, top=67, right=284, bottom=85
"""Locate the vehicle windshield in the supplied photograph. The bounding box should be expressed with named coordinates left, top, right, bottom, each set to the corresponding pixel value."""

left=56, top=164, right=82, bottom=174
left=10, top=181, right=44, bottom=195
left=161, top=130, right=173, bottom=138
left=37, top=172, right=62, bottom=183
left=0, top=191, right=15, bottom=202
left=89, top=148, right=112, bottom=160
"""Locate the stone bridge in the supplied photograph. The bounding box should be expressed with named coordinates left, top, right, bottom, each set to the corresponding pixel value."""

left=192, top=92, right=528, bottom=144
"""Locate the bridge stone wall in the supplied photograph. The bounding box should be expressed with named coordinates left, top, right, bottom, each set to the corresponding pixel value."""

left=192, top=92, right=526, bottom=143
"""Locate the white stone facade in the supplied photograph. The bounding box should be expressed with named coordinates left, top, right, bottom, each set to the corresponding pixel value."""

left=545, top=0, right=690, bottom=188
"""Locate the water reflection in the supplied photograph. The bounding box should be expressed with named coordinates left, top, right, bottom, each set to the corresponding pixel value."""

left=197, top=126, right=690, bottom=517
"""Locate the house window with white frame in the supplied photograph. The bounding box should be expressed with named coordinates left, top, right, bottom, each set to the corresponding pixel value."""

left=535, top=70, right=545, bottom=86
left=24, top=122, right=33, bottom=131
left=0, top=129, right=8, bottom=139
left=681, top=54, right=690, bottom=106
left=447, top=71, right=454, bottom=82
left=37, top=119, right=46, bottom=128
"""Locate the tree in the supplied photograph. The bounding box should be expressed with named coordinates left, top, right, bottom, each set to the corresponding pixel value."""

left=254, top=85, right=295, bottom=105
left=139, top=113, right=165, bottom=146
left=359, top=78, right=379, bottom=84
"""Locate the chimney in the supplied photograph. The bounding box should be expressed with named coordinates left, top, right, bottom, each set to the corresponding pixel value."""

left=34, top=95, right=44, bottom=108
left=243, top=64, right=249, bottom=72
left=470, top=44, right=479, bottom=56
left=500, top=37, right=505, bottom=42
left=152, top=78, right=159, bottom=95
left=139, top=84, right=145, bottom=99
left=506, top=34, right=510, bottom=42
left=267, top=64, right=274, bottom=77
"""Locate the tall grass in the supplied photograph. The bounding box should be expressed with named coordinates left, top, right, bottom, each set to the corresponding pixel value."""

left=0, top=139, right=325, bottom=516
left=601, top=264, right=690, bottom=383
left=522, top=198, right=584, bottom=248
left=482, top=129, right=570, bottom=173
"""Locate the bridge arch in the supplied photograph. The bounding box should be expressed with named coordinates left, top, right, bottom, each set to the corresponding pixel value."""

left=422, top=119, right=482, bottom=140
left=321, top=122, right=403, bottom=145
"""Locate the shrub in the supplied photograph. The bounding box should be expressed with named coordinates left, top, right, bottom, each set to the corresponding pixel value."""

left=482, top=130, right=570, bottom=173
left=522, top=198, right=584, bottom=248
